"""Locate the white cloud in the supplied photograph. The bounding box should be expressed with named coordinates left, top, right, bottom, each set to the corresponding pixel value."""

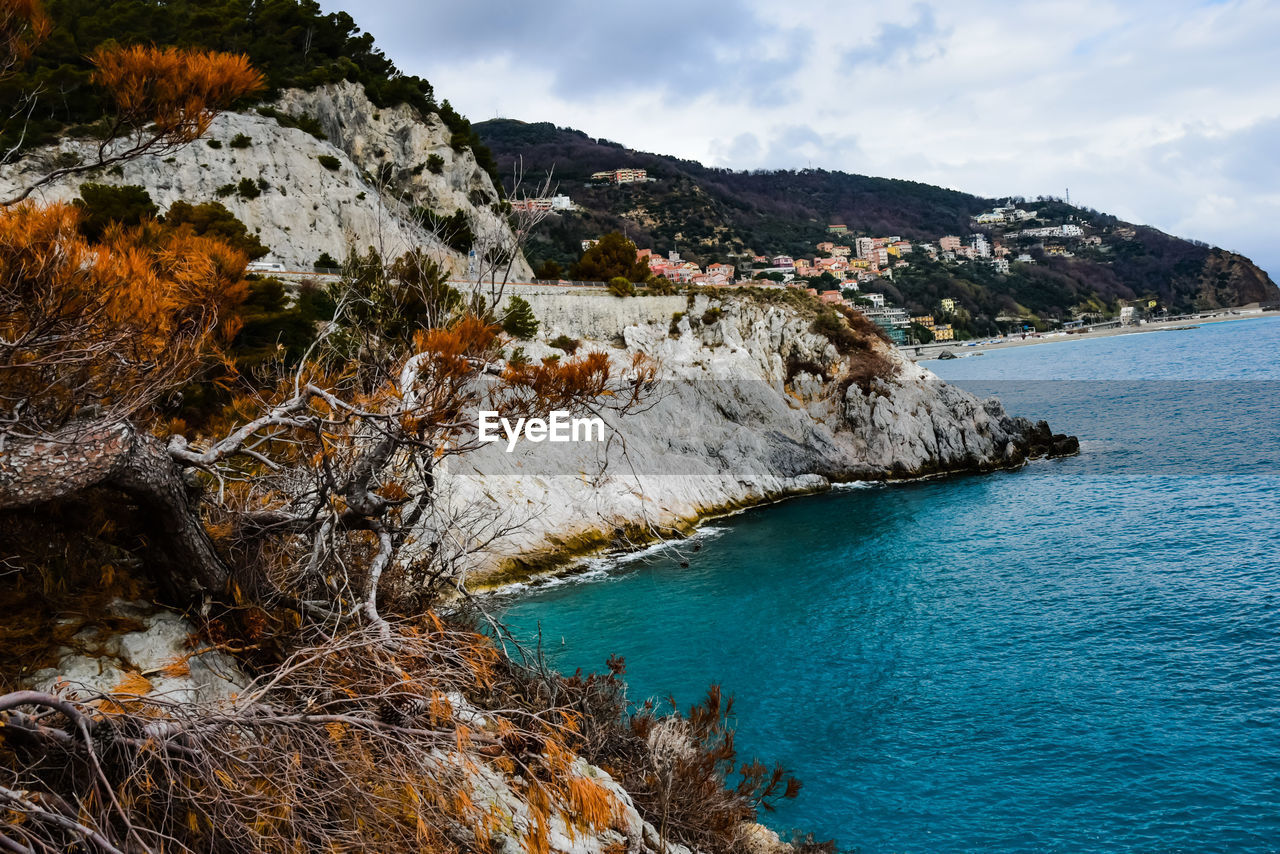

left=319, top=0, right=1280, bottom=275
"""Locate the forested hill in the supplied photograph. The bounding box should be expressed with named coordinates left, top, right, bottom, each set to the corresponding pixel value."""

left=477, top=119, right=1278, bottom=331
left=2, top=0, right=499, bottom=184
left=478, top=119, right=987, bottom=252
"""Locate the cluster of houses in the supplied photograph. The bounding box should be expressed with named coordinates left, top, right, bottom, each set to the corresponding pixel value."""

left=566, top=202, right=1103, bottom=344
left=750, top=229, right=1018, bottom=285
left=589, top=168, right=650, bottom=185
left=637, top=248, right=736, bottom=286
left=973, top=204, right=1038, bottom=225
left=510, top=194, right=576, bottom=213
left=970, top=204, right=1101, bottom=258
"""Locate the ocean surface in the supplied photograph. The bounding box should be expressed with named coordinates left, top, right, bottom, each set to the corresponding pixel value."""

left=496, top=316, right=1280, bottom=852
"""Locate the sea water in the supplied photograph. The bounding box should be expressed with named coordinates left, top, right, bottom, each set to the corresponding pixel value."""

left=497, top=316, right=1280, bottom=852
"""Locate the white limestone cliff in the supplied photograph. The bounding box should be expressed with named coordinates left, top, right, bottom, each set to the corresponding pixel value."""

left=0, top=81, right=530, bottom=278
left=431, top=288, right=1076, bottom=585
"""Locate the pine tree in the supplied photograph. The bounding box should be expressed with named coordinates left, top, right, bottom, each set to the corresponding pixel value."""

left=501, top=295, right=540, bottom=339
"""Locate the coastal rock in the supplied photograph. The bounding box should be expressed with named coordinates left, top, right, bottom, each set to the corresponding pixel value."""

left=430, top=289, right=1078, bottom=585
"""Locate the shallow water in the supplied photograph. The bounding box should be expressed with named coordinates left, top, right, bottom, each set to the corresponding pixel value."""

left=498, top=316, right=1280, bottom=852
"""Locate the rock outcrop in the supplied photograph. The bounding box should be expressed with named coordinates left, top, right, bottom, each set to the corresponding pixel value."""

left=22, top=600, right=246, bottom=705
left=0, top=81, right=530, bottom=278
left=434, top=288, right=1077, bottom=585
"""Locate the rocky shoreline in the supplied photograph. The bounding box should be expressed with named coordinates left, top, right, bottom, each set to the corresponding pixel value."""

left=429, top=289, right=1079, bottom=591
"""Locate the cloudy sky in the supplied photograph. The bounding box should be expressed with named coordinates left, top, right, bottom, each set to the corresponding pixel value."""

left=320, top=0, right=1280, bottom=276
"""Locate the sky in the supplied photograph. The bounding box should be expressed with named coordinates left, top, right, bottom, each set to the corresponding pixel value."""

left=319, top=0, right=1280, bottom=277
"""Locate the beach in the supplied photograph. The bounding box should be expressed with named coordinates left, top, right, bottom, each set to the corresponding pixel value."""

left=904, top=306, right=1275, bottom=360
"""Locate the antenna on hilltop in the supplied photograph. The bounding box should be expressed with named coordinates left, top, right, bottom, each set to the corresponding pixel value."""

left=1066, top=187, right=1071, bottom=205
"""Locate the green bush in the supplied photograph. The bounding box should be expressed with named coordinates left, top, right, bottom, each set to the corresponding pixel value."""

left=229, top=133, right=252, bottom=149
left=72, top=183, right=157, bottom=241
left=415, top=207, right=473, bottom=253
left=608, top=277, right=636, bottom=298
left=165, top=200, right=269, bottom=259
left=701, top=306, right=723, bottom=325
left=215, top=183, right=236, bottom=198
left=206, top=139, right=223, bottom=149
left=237, top=178, right=261, bottom=200
left=572, top=232, right=651, bottom=283
left=669, top=311, right=685, bottom=337
left=315, top=252, right=339, bottom=270
left=426, top=154, right=445, bottom=174
left=501, top=295, right=540, bottom=339
left=317, top=154, right=341, bottom=171
left=549, top=334, right=580, bottom=354
left=534, top=259, right=563, bottom=280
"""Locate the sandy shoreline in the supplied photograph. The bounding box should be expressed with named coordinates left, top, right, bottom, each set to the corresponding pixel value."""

left=905, top=308, right=1277, bottom=361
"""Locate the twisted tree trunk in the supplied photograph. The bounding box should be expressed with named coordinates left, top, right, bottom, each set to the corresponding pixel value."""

left=0, top=421, right=228, bottom=601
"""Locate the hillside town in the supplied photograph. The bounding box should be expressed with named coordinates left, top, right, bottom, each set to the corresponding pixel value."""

left=553, top=191, right=1134, bottom=343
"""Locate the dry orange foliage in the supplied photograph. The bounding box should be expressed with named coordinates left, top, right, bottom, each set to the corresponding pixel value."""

left=90, top=44, right=264, bottom=145
left=111, top=670, right=153, bottom=697
left=0, top=0, right=49, bottom=80
left=0, top=202, right=248, bottom=435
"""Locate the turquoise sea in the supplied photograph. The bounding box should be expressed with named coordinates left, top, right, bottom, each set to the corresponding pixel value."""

left=497, top=316, right=1280, bottom=852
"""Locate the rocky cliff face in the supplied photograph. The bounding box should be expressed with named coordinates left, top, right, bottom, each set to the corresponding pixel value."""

left=1196, top=248, right=1280, bottom=308
left=431, top=288, right=1076, bottom=585
left=0, top=81, right=530, bottom=278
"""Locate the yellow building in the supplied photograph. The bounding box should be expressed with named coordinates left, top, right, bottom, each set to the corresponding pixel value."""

left=940, top=298, right=956, bottom=313
left=911, top=315, right=935, bottom=327
left=932, top=324, right=955, bottom=341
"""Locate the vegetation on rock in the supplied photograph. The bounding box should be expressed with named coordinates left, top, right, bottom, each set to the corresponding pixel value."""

left=500, top=294, right=540, bottom=339
left=0, top=0, right=501, bottom=186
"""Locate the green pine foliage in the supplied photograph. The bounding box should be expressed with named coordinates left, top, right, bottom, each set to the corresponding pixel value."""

left=501, top=295, right=540, bottom=339
left=571, top=232, right=650, bottom=283
left=164, top=199, right=270, bottom=259
left=72, top=183, right=158, bottom=240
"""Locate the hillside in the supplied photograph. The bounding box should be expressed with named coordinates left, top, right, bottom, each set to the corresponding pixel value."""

left=477, top=120, right=1278, bottom=335
left=2, top=0, right=499, bottom=187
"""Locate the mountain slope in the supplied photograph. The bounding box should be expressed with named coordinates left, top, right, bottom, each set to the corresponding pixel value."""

left=477, top=120, right=1278, bottom=332
left=0, top=81, right=525, bottom=277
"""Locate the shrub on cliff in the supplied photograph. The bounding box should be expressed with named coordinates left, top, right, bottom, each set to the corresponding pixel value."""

left=501, top=295, right=540, bottom=339
left=550, top=334, right=580, bottom=354
left=165, top=199, right=269, bottom=259
left=72, top=182, right=158, bottom=240
left=608, top=276, right=636, bottom=297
